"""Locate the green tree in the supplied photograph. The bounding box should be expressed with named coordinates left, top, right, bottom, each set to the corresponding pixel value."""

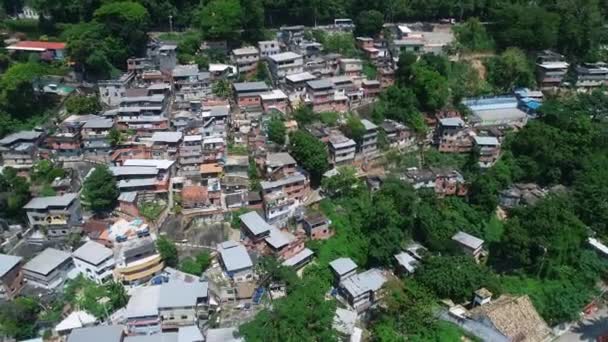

left=0, top=62, right=46, bottom=118
left=31, top=159, right=65, bottom=184
left=197, top=0, right=242, bottom=41
left=267, top=117, right=286, bottom=145
left=491, top=4, right=559, bottom=52
left=239, top=274, right=337, bottom=341
left=0, top=296, right=40, bottom=339
left=454, top=17, right=494, bottom=52
left=556, top=0, right=603, bottom=60
left=321, top=166, right=361, bottom=198
left=81, top=165, right=119, bottom=214
left=373, top=86, right=425, bottom=133
left=485, top=48, right=535, bottom=92
left=138, top=201, right=165, bottom=222
left=372, top=280, right=438, bottom=339
left=212, top=79, right=232, bottom=98
left=240, top=0, right=265, bottom=43
left=491, top=195, right=587, bottom=277
left=93, top=1, right=150, bottom=56
left=411, top=64, right=449, bottom=112
left=292, top=105, right=316, bottom=126
left=415, top=255, right=500, bottom=302
left=254, top=61, right=271, bottom=84
left=354, top=10, right=384, bottom=37
left=156, top=236, right=178, bottom=267
left=105, top=280, right=128, bottom=309
left=65, top=94, right=101, bottom=114
left=289, top=130, right=329, bottom=184
left=107, top=128, right=123, bottom=148
left=0, top=167, right=31, bottom=220
left=341, top=115, right=365, bottom=145
left=323, top=33, right=357, bottom=57
left=573, top=155, right=608, bottom=239
left=180, top=251, right=212, bottom=276
left=395, top=52, right=418, bottom=86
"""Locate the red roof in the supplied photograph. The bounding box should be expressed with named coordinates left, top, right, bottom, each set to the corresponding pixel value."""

left=8, top=41, right=66, bottom=51
left=182, top=185, right=208, bottom=202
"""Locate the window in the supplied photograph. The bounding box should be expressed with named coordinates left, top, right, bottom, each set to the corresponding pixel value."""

left=181, top=315, right=188, bottom=320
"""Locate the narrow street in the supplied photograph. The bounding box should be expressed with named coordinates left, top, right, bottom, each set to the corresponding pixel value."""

left=556, top=308, right=608, bottom=342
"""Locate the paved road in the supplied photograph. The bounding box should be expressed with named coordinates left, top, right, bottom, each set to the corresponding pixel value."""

left=557, top=307, right=608, bottom=342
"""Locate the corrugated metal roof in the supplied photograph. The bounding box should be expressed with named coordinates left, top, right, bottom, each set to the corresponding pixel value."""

left=239, top=211, right=272, bottom=236
left=452, top=231, right=484, bottom=250
left=158, top=280, right=208, bottom=309
left=67, top=325, right=125, bottom=342
left=72, top=241, right=113, bottom=266
left=24, top=193, right=77, bottom=210
left=329, top=257, right=357, bottom=276
left=0, top=254, right=22, bottom=278
left=218, top=243, right=253, bottom=272
left=341, top=268, right=386, bottom=297
left=23, top=248, right=71, bottom=276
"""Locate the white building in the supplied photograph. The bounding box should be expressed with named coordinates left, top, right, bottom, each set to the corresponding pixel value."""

left=267, top=52, right=304, bottom=80
left=258, top=40, right=281, bottom=58
left=72, top=241, right=115, bottom=284
left=98, top=73, right=135, bottom=107
left=231, top=46, right=260, bottom=75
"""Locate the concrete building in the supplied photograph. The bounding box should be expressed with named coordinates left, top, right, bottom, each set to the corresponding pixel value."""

left=72, top=241, right=115, bottom=284
left=360, top=119, right=378, bottom=157
left=258, top=40, right=281, bottom=58
left=267, top=52, right=304, bottom=80
left=306, top=79, right=335, bottom=112
left=261, top=172, right=309, bottom=203
left=157, top=281, right=209, bottom=331
left=150, top=131, right=183, bottom=159
left=264, top=152, right=297, bottom=180
left=239, top=211, right=273, bottom=243
left=536, top=51, right=569, bottom=89
left=329, top=257, right=358, bottom=284
left=302, top=213, right=332, bottom=240
left=98, top=72, right=135, bottom=107
left=22, top=248, right=73, bottom=289
left=462, top=97, right=527, bottom=127
left=0, top=130, right=43, bottom=169
left=436, top=118, right=473, bottom=153
left=0, top=254, right=24, bottom=300
left=82, top=117, right=114, bottom=156
left=24, top=193, right=82, bottom=238
left=217, top=241, right=254, bottom=283
left=67, top=325, right=125, bottom=342
left=285, top=72, right=317, bottom=93
left=179, top=135, right=203, bottom=176
left=125, top=285, right=162, bottom=334
left=340, top=268, right=387, bottom=312
left=452, top=231, right=485, bottom=262
left=260, top=89, right=289, bottom=113
left=339, top=58, right=363, bottom=77
left=233, top=82, right=270, bottom=109
left=113, top=237, right=164, bottom=286
left=575, top=62, right=608, bottom=90
left=231, top=46, right=260, bottom=76
left=474, top=136, right=501, bottom=168
left=328, top=133, right=356, bottom=166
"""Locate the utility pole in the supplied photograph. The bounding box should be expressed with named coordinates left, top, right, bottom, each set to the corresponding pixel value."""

left=169, top=15, right=173, bottom=34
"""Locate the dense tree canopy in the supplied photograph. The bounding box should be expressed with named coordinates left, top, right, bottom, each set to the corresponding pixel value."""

left=354, top=10, right=384, bottom=37
left=267, top=117, right=286, bottom=146
left=491, top=4, right=559, bottom=52
left=289, top=130, right=329, bottom=184
left=81, top=165, right=119, bottom=214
